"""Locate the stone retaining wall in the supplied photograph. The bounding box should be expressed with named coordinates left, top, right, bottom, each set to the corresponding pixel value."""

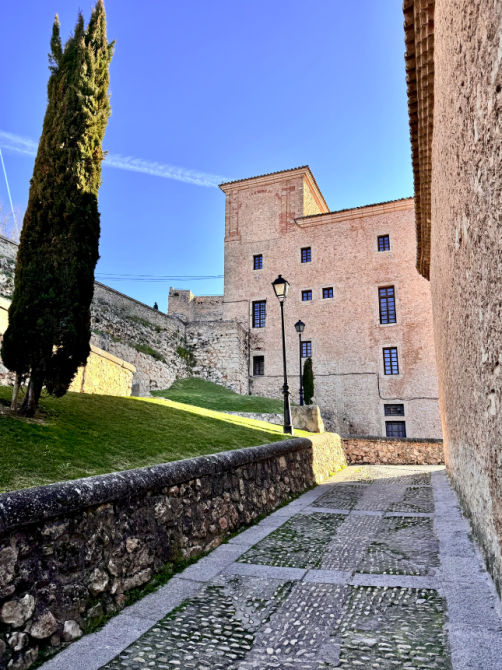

left=341, top=436, right=444, bottom=465
left=0, top=434, right=346, bottom=669
left=68, top=344, right=136, bottom=397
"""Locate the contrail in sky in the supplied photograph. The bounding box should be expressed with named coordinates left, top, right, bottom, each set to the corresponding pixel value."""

left=0, top=129, right=229, bottom=188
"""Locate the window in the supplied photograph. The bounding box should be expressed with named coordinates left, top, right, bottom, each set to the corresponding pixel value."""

left=384, top=404, right=405, bottom=416
left=323, top=287, right=334, bottom=299
left=253, top=356, right=264, bottom=376
left=386, top=421, right=407, bottom=438
left=301, top=341, right=312, bottom=358
left=253, top=254, right=263, bottom=270
left=378, top=235, right=390, bottom=252
left=301, top=247, right=312, bottom=263
left=383, top=347, right=399, bottom=375
left=379, top=286, right=396, bottom=324
left=252, top=301, right=266, bottom=328
left=302, top=290, right=312, bottom=301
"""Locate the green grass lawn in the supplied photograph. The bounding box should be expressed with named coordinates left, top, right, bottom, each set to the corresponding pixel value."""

left=0, top=386, right=306, bottom=493
left=152, top=377, right=285, bottom=413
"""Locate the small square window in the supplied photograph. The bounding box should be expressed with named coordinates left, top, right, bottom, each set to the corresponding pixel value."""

left=253, top=356, right=264, bottom=376
left=301, top=247, right=312, bottom=263
left=253, top=254, right=263, bottom=270
left=386, top=421, right=406, bottom=438
left=301, top=341, right=312, bottom=358
left=383, top=347, right=399, bottom=375
left=252, top=301, right=266, bottom=328
left=378, top=235, right=390, bottom=252
left=379, top=286, right=396, bottom=324
left=384, top=404, right=405, bottom=416
left=323, top=287, right=333, bottom=299
left=302, top=290, right=312, bottom=301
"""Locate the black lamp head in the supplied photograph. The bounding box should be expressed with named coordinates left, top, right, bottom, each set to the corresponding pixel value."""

left=271, top=275, right=290, bottom=302
left=294, top=319, right=306, bottom=334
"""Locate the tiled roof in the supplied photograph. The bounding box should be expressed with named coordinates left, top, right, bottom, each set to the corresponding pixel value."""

left=404, top=0, right=435, bottom=280
left=219, top=166, right=310, bottom=187
left=296, top=196, right=414, bottom=220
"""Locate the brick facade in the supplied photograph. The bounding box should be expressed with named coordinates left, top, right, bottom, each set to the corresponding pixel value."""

left=209, top=166, right=441, bottom=439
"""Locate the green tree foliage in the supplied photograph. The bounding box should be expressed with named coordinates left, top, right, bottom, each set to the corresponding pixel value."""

left=1, top=1, right=114, bottom=416
left=303, top=357, right=314, bottom=405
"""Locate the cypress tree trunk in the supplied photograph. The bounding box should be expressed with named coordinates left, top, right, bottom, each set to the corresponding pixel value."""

left=1, top=1, right=114, bottom=417
left=303, top=357, right=314, bottom=405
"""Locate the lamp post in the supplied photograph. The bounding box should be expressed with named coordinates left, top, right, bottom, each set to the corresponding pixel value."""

left=271, top=275, right=294, bottom=435
left=294, top=320, right=306, bottom=406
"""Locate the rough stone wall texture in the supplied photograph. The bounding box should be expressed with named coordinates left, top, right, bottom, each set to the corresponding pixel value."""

left=0, top=235, right=16, bottom=301
left=429, top=0, right=502, bottom=595
left=68, top=345, right=136, bottom=397
left=168, top=288, right=224, bottom=322
left=0, top=434, right=345, bottom=668
left=341, top=436, right=444, bottom=465
left=219, top=169, right=442, bottom=439
left=185, top=321, right=249, bottom=394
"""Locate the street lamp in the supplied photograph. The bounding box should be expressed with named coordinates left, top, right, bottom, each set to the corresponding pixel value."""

left=272, top=275, right=294, bottom=435
left=294, top=320, right=306, bottom=406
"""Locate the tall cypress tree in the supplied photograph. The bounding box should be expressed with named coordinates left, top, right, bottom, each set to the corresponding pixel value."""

left=303, top=357, right=314, bottom=405
left=1, top=1, right=114, bottom=416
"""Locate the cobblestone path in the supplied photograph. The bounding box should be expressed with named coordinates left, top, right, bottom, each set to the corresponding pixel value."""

left=41, top=466, right=502, bottom=670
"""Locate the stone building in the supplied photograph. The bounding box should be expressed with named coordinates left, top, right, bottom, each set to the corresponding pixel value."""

left=404, top=0, right=502, bottom=593
left=170, top=166, right=442, bottom=439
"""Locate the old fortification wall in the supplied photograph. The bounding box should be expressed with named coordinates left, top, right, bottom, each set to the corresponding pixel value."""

left=168, top=288, right=224, bottom=322
left=68, top=345, right=136, bottom=397
left=431, top=0, right=502, bottom=595
left=0, top=434, right=345, bottom=669
left=342, top=436, right=444, bottom=465
left=0, top=235, right=247, bottom=396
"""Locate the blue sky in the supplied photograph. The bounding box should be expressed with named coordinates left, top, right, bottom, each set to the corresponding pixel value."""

left=0, top=0, right=411, bottom=309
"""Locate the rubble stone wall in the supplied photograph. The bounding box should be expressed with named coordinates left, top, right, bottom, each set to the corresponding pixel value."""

left=68, top=345, right=136, bottom=397
left=430, top=0, right=502, bottom=595
left=168, top=288, right=224, bottom=322
left=341, top=436, right=444, bottom=465
left=0, top=434, right=345, bottom=669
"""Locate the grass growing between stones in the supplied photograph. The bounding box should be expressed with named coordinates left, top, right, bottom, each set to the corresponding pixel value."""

left=152, top=377, right=285, bottom=413
left=0, top=387, right=310, bottom=493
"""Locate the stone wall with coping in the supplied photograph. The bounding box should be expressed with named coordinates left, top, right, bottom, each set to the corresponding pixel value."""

left=168, top=288, right=224, bottom=323
left=0, top=434, right=345, bottom=669
left=341, top=436, right=444, bottom=465
left=68, top=345, right=136, bottom=397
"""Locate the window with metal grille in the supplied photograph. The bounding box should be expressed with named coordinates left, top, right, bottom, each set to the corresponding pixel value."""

left=386, top=421, right=406, bottom=438
left=378, top=235, right=390, bottom=252
left=323, top=287, right=333, bottom=299
left=301, top=247, right=311, bottom=263
left=302, top=290, right=312, bottom=301
left=253, top=356, right=264, bottom=376
left=301, top=341, right=312, bottom=358
left=379, top=286, right=396, bottom=324
left=383, top=347, right=399, bottom=375
left=384, top=404, right=405, bottom=416
left=253, top=254, right=263, bottom=270
left=252, top=301, right=266, bottom=328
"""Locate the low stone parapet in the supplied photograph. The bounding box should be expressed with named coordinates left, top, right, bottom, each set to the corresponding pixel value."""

left=341, top=435, right=444, bottom=465
left=0, top=433, right=346, bottom=669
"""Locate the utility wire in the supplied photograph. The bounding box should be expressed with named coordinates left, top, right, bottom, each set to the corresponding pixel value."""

left=0, top=147, right=16, bottom=228
left=95, top=273, right=223, bottom=282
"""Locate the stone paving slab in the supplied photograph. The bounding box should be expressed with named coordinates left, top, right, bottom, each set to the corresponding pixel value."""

left=38, top=465, right=502, bottom=670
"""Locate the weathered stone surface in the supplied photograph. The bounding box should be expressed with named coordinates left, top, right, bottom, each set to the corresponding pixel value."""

left=6, top=647, right=38, bottom=670
left=291, top=405, right=324, bottom=433
left=62, top=621, right=82, bottom=642
left=342, top=436, right=444, bottom=465
left=29, top=612, right=58, bottom=640
left=88, top=569, right=109, bottom=596
left=0, top=596, right=35, bottom=628
left=0, top=640, right=5, bottom=662
left=122, top=569, right=152, bottom=592
left=0, top=549, right=17, bottom=588
left=7, top=634, right=28, bottom=652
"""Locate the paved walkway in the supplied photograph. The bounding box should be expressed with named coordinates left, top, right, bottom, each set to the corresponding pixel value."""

left=41, top=465, right=502, bottom=670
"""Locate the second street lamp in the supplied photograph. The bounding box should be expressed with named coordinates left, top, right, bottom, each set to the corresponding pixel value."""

left=271, top=275, right=294, bottom=435
left=294, top=319, right=306, bottom=406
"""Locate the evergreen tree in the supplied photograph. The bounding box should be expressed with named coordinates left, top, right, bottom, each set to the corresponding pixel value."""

left=1, top=1, right=114, bottom=416
left=303, top=357, right=314, bottom=405
left=153, top=302, right=159, bottom=310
